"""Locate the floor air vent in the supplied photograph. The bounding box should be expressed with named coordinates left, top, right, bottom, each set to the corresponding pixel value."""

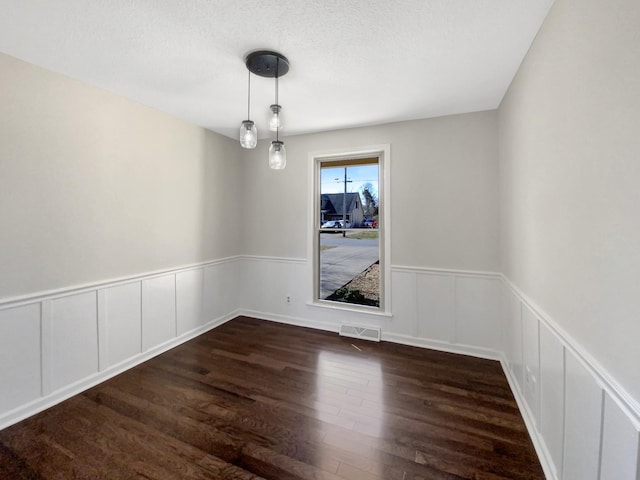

left=339, top=324, right=381, bottom=342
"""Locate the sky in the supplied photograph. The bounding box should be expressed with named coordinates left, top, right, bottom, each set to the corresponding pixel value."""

left=320, top=165, right=379, bottom=199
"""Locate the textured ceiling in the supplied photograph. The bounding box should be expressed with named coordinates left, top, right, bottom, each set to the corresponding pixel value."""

left=0, top=0, right=555, bottom=140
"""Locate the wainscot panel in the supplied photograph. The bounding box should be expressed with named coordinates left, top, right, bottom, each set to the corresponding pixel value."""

left=563, top=349, right=603, bottom=480
left=387, top=270, right=418, bottom=337
left=600, top=393, right=640, bottom=480
left=0, top=304, right=41, bottom=413
left=142, top=274, right=177, bottom=350
left=454, top=275, right=502, bottom=351
left=538, top=322, right=565, bottom=478
left=416, top=273, right=455, bottom=343
left=522, top=303, right=541, bottom=427
left=50, top=291, right=99, bottom=391
left=101, top=282, right=142, bottom=369
left=504, top=283, right=525, bottom=392
left=176, top=268, right=205, bottom=336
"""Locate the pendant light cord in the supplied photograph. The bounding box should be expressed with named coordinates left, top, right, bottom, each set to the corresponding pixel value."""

left=275, top=58, right=280, bottom=142
left=247, top=70, right=251, bottom=120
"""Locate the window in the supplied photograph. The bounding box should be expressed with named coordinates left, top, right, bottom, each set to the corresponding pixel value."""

left=310, top=145, right=390, bottom=312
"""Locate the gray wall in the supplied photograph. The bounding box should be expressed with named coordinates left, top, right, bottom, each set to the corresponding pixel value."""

left=241, top=111, right=501, bottom=272
left=499, top=0, right=640, bottom=401
left=0, top=52, right=243, bottom=298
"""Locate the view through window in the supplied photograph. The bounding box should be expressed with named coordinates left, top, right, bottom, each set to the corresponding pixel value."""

left=318, top=158, right=380, bottom=308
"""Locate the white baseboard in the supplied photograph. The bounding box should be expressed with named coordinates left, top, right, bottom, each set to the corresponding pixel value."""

left=382, top=332, right=501, bottom=361
left=241, top=308, right=502, bottom=361
left=239, top=309, right=340, bottom=334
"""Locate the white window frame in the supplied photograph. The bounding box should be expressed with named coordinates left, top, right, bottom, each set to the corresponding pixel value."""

left=307, top=144, right=391, bottom=315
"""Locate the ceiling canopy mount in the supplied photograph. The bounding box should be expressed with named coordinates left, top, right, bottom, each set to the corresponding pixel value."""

left=245, top=50, right=289, bottom=78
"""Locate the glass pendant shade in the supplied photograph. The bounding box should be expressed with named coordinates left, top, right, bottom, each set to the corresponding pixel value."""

left=268, top=104, right=283, bottom=131
left=269, top=140, right=286, bottom=170
left=239, top=120, right=257, bottom=149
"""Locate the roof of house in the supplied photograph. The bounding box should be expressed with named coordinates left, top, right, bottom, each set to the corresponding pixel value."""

left=321, top=193, right=362, bottom=215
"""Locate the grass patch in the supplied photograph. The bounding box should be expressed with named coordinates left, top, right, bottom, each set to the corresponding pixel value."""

left=326, top=287, right=379, bottom=307
left=320, top=245, right=337, bottom=251
left=346, top=231, right=379, bottom=240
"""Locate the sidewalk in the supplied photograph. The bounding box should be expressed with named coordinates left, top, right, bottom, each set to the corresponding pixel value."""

left=319, top=239, right=379, bottom=299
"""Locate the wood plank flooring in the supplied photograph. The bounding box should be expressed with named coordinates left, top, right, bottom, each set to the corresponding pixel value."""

left=0, top=316, right=545, bottom=479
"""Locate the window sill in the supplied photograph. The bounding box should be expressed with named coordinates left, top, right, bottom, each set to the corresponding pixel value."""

left=306, top=300, right=393, bottom=318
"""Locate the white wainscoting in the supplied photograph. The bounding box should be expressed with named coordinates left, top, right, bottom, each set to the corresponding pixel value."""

left=502, top=278, right=640, bottom=480
left=385, top=267, right=503, bottom=359
left=238, top=257, right=504, bottom=360
left=238, top=255, right=389, bottom=333
left=3, top=252, right=640, bottom=480
left=0, top=258, right=240, bottom=430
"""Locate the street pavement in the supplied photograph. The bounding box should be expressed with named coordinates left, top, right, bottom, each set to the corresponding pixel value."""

left=319, top=233, right=379, bottom=299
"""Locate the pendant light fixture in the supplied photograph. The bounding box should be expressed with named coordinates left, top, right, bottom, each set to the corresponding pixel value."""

left=268, top=104, right=282, bottom=131
left=239, top=70, right=257, bottom=149
left=241, top=50, right=290, bottom=170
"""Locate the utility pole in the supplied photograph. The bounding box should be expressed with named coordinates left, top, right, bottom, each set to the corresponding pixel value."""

left=336, top=168, right=352, bottom=238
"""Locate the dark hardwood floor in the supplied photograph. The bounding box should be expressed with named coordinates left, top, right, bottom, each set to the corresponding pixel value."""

left=0, top=316, right=545, bottom=479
